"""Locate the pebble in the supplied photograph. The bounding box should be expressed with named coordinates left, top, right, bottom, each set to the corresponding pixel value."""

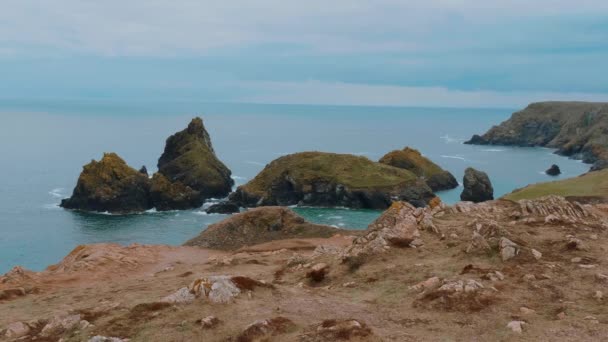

left=506, top=320, right=525, bottom=333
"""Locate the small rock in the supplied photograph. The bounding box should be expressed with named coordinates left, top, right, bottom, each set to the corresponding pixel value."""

left=40, top=314, right=82, bottom=337
left=499, top=237, right=519, bottom=261
left=531, top=249, right=542, bottom=260
left=342, top=282, right=356, bottom=288
left=201, top=316, right=220, bottom=329
left=88, top=336, right=128, bottom=342
left=161, top=287, right=196, bottom=304
left=520, top=307, right=536, bottom=315
left=506, top=320, right=525, bottom=333
left=409, top=276, right=440, bottom=291
left=590, top=234, right=598, bottom=240
left=522, top=274, right=536, bottom=282
left=596, top=273, right=608, bottom=283
left=571, top=257, right=582, bottom=263
left=579, top=264, right=597, bottom=269
left=5, top=321, right=30, bottom=338
left=306, top=263, right=329, bottom=282
left=557, top=312, right=567, bottom=320
left=593, top=290, right=603, bottom=300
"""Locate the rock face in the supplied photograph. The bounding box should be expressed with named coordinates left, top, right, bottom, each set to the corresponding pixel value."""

left=184, top=207, right=342, bottom=250
left=546, top=164, right=561, bottom=176
left=60, top=153, right=152, bottom=213
left=460, top=168, right=494, bottom=203
left=379, top=147, right=458, bottom=191
left=465, top=102, right=608, bottom=170
left=230, top=152, right=435, bottom=209
left=157, top=117, right=233, bottom=200
left=149, top=173, right=202, bottom=211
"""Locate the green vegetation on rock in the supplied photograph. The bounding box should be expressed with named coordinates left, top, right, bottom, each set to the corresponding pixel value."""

left=158, top=117, right=233, bottom=199
left=231, top=151, right=435, bottom=209
left=379, top=147, right=458, bottom=191
left=504, top=169, right=608, bottom=202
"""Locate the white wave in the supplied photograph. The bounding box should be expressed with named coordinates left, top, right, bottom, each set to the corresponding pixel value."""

left=42, top=203, right=60, bottom=210
left=481, top=148, right=505, bottom=152
left=48, top=188, right=66, bottom=198
left=338, top=223, right=346, bottom=227
left=145, top=208, right=158, bottom=213
left=245, top=161, right=265, bottom=166
left=327, top=215, right=343, bottom=220
left=441, top=155, right=467, bottom=161
left=231, top=175, right=247, bottom=180
left=193, top=211, right=208, bottom=216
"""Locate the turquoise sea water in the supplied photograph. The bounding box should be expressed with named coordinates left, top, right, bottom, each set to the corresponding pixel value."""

left=0, top=100, right=590, bottom=273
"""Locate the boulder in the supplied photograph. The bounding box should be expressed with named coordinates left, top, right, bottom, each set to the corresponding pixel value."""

left=230, top=151, right=435, bottom=209
left=460, top=167, right=494, bottom=203
left=379, top=147, right=458, bottom=191
left=61, top=153, right=152, bottom=213
left=306, top=263, right=329, bottom=282
left=5, top=321, right=30, bottom=339
left=149, top=173, right=203, bottom=210
left=157, top=117, right=233, bottom=200
left=205, top=202, right=240, bottom=214
left=184, top=207, right=343, bottom=250
left=546, top=164, right=561, bottom=176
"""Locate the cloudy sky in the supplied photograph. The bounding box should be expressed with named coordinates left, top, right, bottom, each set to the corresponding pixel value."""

left=1, top=0, right=608, bottom=108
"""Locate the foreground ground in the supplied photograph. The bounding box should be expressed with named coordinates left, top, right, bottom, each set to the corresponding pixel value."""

left=1, top=196, right=608, bottom=341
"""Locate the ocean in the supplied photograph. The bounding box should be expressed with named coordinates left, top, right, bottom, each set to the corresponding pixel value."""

left=0, top=100, right=590, bottom=273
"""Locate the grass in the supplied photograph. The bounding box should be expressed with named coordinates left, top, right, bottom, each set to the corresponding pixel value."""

left=503, top=169, right=608, bottom=201
left=379, top=147, right=445, bottom=177
left=241, top=151, right=417, bottom=195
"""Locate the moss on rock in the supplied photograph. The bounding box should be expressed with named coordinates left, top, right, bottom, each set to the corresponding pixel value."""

left=149, top=173, right=202, bottom=211
left=379, top=147, right=458, bottom=191
left=157, top=117, right=233, bottom=200
left=230, top=151, right=434, bottom=209
left=60, top=153, right=152, bottom=213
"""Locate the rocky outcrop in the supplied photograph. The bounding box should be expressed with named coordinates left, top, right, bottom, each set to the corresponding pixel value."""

left=379, top=147, right=458, bottom=191
left=60, top=153, right=152, bottom=213
left=205, top=202, right=240, bottom=214
left=230, top=152, right=435, bottom=209
left=465, top=102, right=608, bottom=170
left=184, top=207, right=343, bottom=250
left=149, top=173, right=202, bottom=211
left=546, top=164, right=561, bottom=176
left=157, top=117, right=233, bottom=200
left=460, top=168, right=494, bottom=203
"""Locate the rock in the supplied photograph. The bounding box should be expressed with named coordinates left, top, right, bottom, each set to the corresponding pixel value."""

left=149, top=173, right=203, bottom=210
left=379, top=147, right=458, bottom=191
left=522, top=274, right=536, bottom=282
left=499, top=237, right=519, bottom=261
left=88, top=336, right=128, bottom=342
left=300, top=319, right=373, bottom=341
left=460, top=167, right=494, bottom=203
left=546, top=164, right=561, bottom=176
left=566, top=236, right=587, bottom=251
left=306, top=263, right=329, bottom=282
left=410, top=276, right=441, bottom=291
left=596, top=273, right=608, bottom=283
left=188, top=276, right=243, bottom=304
left=40, top=314, right=82, bottom=337
left=230, top=151, right=435, bottom=209
left=593, top=290, right=603, bottom=300
left=161, top=287, right=196, bottom=304
left=157, top=117, right=233, bottom=201
left=5, top=321, right=30, bottom=338
left=184, top=207, right=342, bottom=250
left=506, top=320, right=525, bottom=333
left=201, top=316, right=220, bottom=329
left=0, top=287, right=26, bottom=301
left=520, top=307, right=536, bottom=315
left=531, top=249, right=542, bottom=260
left=557, top=312, right=567, bottom=320
left=61, top=153, right=152, bottom=213
left=237, top=317, right=296, bottom=341
left=205, top=202, right=240, bottom=214
left=138, top=165, right=148, bottom=175
left=465, top=231, right=492, bottom=255
left=464, top=102, right=608, bottom=170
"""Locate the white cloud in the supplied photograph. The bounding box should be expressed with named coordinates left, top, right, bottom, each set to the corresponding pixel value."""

left=236, top=80, right=608, bottom=108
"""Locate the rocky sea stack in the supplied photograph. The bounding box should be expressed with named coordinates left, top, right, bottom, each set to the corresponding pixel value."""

left=229, top=152, right=435, bottom=209
left=184, top=207, right=342, bottom=250
left=379, top=147, right=458, bottom=191
left=158, top=117, right=233, bottom=200
left=545, top=164, right=561, bottom=176
left=60, top=153, right=152, bottom=213
left=460, top=167, right=494, bottom=203
left=465, top=101, right=608, bottom=170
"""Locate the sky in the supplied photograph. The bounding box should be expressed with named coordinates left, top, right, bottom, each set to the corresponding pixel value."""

left=1, top=0, right=608, bottom=108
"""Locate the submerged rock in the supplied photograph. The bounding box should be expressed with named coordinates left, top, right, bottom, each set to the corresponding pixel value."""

left=546, top=164, right=561, bottom=176
left=205, top=202, right=240, bottom=214
left=460, top=167, right=494, bottom=203
left=379, top=147, right=458, bottom=191
left=157, top=117, right=233, bottom=201
left=230, top=151, right=435, bottom=209
left=184, top=207, right=341, bottom=250
left=61, top=153, right=152, bottom=213
left=149, top=173, right=202, bottom=211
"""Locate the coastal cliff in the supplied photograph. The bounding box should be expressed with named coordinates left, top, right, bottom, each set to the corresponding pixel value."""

left=465, top=101, right=608, bottom=170
left=230, top=151, right=435, bottom=209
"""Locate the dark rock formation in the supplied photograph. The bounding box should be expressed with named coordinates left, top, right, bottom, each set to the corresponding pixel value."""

left=60, top=153, right=152, bottom=213
left=460, top=167, right=494, bottom=203
left=138, top=165, right=148, bottom=175
left=465, top=101, right=608, bottom=170
left=149, top=173, right=203, bottom=211
left=157, top=117, right=233, bottom=201
left=184, top=207, right=343, bottom=250
left=229, top=152, right=435, bottom=209
left=205, top=202, right=240, bottom=214
left=546, top=164, right=561, bottom=176
left=379, top=147, right=458, bottom=191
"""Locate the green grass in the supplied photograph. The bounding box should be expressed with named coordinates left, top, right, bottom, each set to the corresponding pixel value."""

left=503, top=169, right=608, bottom=201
